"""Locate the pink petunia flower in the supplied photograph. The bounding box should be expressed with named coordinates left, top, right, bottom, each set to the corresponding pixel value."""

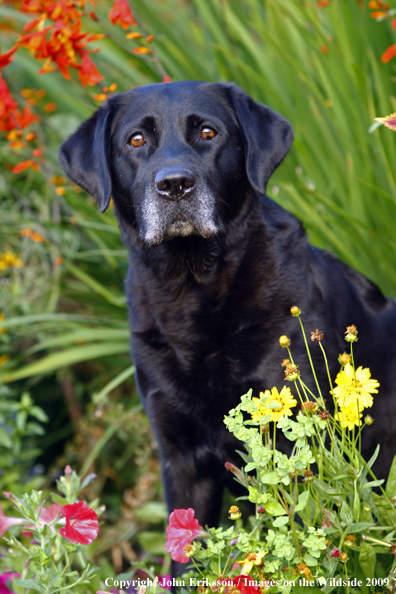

left=165, top=508, right=201, bottom=563
left=0, top=503, right=27, bottom=538
left=0, top=572, right=19, bottom=594
left=59, top=501, right=99, bottom=545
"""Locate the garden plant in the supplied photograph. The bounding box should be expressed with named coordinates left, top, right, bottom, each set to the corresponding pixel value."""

left=0, top=0, right=396, bottom=591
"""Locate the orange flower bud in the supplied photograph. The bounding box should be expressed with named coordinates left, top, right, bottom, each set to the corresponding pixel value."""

left=25, top=132, right=35, bottom=141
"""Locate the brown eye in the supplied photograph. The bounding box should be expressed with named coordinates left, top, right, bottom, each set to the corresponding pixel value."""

left=130, top=133, right=145, bottom=147
left=201, top=127, right=216, bottom=140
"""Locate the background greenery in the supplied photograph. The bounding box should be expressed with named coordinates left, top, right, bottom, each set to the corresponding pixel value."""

left=0, top=0, right=395, bottom=580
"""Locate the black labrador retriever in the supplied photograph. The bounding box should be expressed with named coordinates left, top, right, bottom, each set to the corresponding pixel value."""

left=59, top=79, right=396, bottom=553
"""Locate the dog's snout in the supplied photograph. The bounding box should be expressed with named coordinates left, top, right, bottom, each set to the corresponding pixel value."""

left=155, top=167, right=195, bottom=200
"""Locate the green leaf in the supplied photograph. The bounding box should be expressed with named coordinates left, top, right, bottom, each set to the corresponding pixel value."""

left=359, top=542, right=376, bottom=580
left=261, top=472, right=279, bottom=485
left=0, top=428, right=13, bottom=448
left=372, top=493, right=396, bottom=526
left=347, top=522, right=375, bottom=533
left=386, top=455, right=396, bottom=499
left=294, top=490, right=310, bottom=513
left=340, top=501, right=353, bottom=525
left=265, top=500, right=287, bottom=516
left=272, top=516, right=289, bottom=527
left=15, top=579, right=44, bottom=592
left=2, top=342, right=131, bottom=382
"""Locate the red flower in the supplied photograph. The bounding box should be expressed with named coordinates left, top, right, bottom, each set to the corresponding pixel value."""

left=59, top=501, right=99, bottom=545
left=227, top=576, right=262, bottom=594
left=0, top=572, right=19, bottom=594
left=38, top=503, right=63, bottom=524
left=165, top=508, right=200, bottom=563
left=108, top=0, right=136, bottom=29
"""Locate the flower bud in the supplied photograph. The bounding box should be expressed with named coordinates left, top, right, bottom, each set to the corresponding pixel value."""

left=344, top=535, right=356, bottom=547
left=310, top=329, right=323, bottom=342
left=302, top=401, right=319, bottom=413
left=284, top=364, right=300, bottom=381
left=344, top=325, right=358, bottom=343
left=365, top=415, right=374, bottom=425
left=330, top=547, right=340, bottom=558
left=364, top=505, right=371, bottom=512
left=257, top=506, right=265, bottom=514
left=339, top=552, right=348, bottom=563
left=279, top=335, right=290, bottom=348
left=228, top=505, right=241, bottom=520
left=290, top=306, right=300, bottom=317
left=303, top=470, right=314, bottom=483
left=338, top=352, right=351, bottom=366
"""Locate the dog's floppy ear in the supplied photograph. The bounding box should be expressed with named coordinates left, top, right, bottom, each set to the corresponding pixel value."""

left=58, top=103, right=113, bottom=213
left=225, top=84, right=293, bottom=196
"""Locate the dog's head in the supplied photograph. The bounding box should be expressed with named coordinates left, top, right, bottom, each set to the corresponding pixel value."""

left=58, top=81, right=293, bottom=246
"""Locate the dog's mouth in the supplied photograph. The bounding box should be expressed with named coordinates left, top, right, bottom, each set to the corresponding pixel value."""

left=163, top=214, right=198, bottom=241
left=141, top=188, right=219, bottom=246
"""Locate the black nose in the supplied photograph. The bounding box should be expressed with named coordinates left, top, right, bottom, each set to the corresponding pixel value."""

left=155, top=167, right=195, bottom=200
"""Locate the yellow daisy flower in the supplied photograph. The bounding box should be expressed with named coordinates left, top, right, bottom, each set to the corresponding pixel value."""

left=335, top=405, right=363, bottom=431
left=238, top=551, right=268, bottom=575
left=252, top=386, right=297, bottom=423
left=333, top=363, right=379, bottom=410
left=0, top=252, right=24, bottom=270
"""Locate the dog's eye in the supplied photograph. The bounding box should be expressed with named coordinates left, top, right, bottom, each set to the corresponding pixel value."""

left=130, top=133, right=145, bottom=147
left=201, top=127, right=216, bottom=140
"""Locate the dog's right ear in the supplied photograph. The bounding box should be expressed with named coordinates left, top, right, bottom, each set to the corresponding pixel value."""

left=58, top=103, right=113, bottom=213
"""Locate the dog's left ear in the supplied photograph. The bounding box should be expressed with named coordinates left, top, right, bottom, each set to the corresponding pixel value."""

left=224, top=84, right=293, bottom=196
left=58, top=101, right=114, bottom=213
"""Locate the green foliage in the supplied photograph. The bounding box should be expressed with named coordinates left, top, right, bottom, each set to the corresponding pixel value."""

left=161, top=314, right=396, bottom=593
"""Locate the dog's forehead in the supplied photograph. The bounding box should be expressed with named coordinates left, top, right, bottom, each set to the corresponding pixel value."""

left=114, top=81, right=234, bottom=124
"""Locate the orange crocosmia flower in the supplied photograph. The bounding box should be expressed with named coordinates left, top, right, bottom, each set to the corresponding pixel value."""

left=368, top=0, right=382, bottom=7
left=25, top=132, right=35, bottom=141
left=317, top=0, right=330, bottom=7
left=31, top=232, right=44, bottom=242
left=381, top=44, right=396, bottom=63
left=10, top=140, right=25, bottom=149
left=79, top=52, right=103, bottom=86
left=146, top=34, right=154, bottom=42
left=108, top=0, right=136, bottom=29
left=44, top=102, right=57, bottom=112
left=126, top=31, right=141, bottom=39
left=321, top=45, right=329, bottom=54
left=17, top=26, right=52, bottom=60
left=163, top=75, right=171, bottom=83
left=94, top=93, right=107, bottom=101
left=370, top=10, right=387, bottom=17
left=12, top=159, right=40, bottom=173
left=49, top=0, right=82, bottom=24
left=20, top=228, right=33, bottom=236
left=374, top=113, right=396, bottom=132
left=133, top=46, right=152, bottom=54
left=0, top=45, right=18, bottom=69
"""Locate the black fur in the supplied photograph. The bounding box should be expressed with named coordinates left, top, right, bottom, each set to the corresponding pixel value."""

left=59, top=81, right=396, bottom=571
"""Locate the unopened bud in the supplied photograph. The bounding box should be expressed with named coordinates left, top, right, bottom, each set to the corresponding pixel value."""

left=279, top=335, right=290, bottom=348
left=257, top=506, right=265, bottom=514
left=339, top=352, right=351, bottom=366
left=365, top=415, right=374, bottom=425
left=290, top=306, right=300, bottom=317
left=303, top=470, right=314, bottom=483
left=340, top=552, right=348, bottom=563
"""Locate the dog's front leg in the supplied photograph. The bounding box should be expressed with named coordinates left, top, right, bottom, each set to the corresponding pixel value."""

left=160, top=443, right=225, bottom=580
